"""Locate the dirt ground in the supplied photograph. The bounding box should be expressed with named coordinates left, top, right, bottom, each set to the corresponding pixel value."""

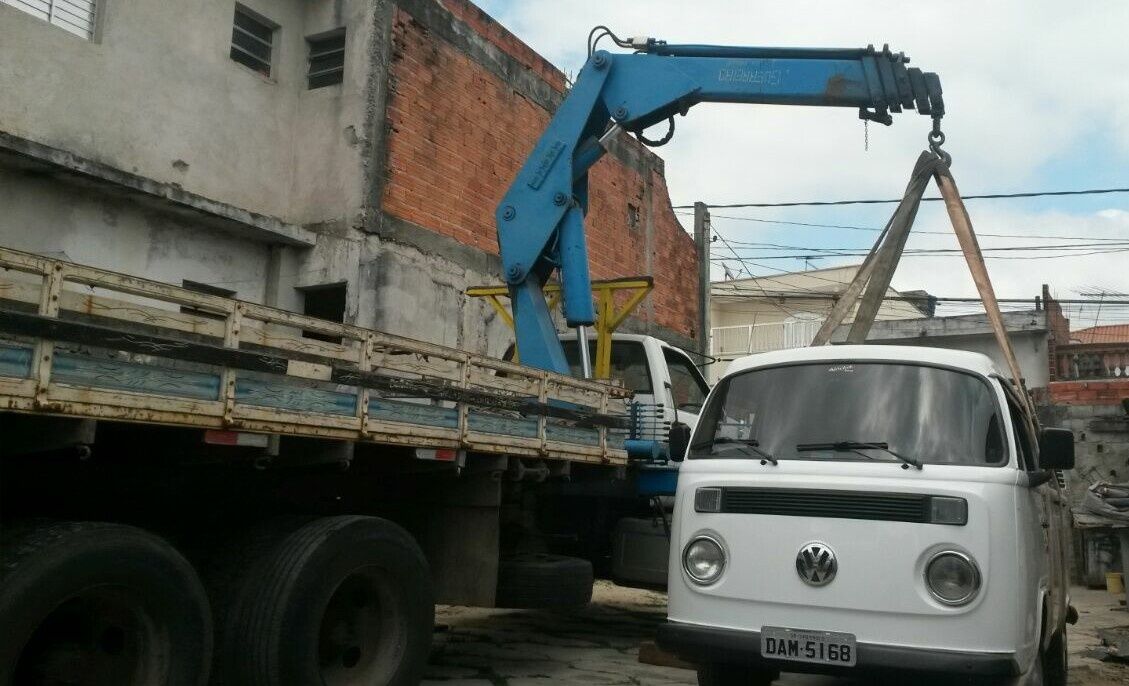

left=423, top=582, right=1129, bottom=685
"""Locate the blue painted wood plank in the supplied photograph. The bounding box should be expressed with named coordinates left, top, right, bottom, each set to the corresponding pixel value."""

left=235, top=376, right=357, bottom=416
left=52, top=352, right=221, bottom=400
left=468, top=411, right=539, bottom=438
left=0, top=343, right=32, bottom=379
left=546, top=423, right=600, bottom=446
left=369, top=397, right=459, bottom=428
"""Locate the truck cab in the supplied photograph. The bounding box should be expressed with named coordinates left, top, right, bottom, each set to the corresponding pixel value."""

left=557, top=332, right=709, bottom=437
left=658, top=345, right=1075, bottom=685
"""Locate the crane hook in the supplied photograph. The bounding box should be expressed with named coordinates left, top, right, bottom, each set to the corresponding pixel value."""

left=928, top=116, right=951, bottom=166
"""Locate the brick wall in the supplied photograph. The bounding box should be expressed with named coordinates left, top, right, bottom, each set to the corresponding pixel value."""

left=1049, top=379, right=1129, bottom=406
left=380, top=2, right=700, bottom=341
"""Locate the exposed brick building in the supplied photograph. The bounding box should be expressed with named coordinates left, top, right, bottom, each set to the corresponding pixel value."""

left=0, top=0, right=700, bottom=359
left=378, top=0, right=698, bottom=345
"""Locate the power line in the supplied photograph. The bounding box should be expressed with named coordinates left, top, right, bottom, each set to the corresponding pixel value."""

left=715, top=241, right=1129, bottom=253
left=712, top=247, right=1129, bottom=261
left=676, top=213, right=1129, bottom=243
left=673, top=186, right=1129, bottom=210
left=711, top=287, right=1129, bottom=306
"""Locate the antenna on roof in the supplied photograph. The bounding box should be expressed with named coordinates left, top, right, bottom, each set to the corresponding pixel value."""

left=800, top=255, right=823, bottom=271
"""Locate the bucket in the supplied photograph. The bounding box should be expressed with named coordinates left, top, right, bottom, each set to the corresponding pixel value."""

left=1107, top=572, right=1125, bottom=594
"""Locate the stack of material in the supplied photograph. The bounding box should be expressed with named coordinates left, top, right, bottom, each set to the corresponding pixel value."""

left=1083, top=483, right=1129, bottom=523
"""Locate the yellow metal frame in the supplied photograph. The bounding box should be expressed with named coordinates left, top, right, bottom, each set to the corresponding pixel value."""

left=467, top=277, right=653, bottom=379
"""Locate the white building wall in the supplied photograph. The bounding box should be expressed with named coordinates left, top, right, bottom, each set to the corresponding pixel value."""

left=0, top=0, right=371, bottom=224
left=0, top=169, right=272, bottom=301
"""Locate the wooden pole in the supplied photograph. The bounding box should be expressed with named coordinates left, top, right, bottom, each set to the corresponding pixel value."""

left=933, top=166, right=1035, bottom=418
left=846, top=152, right=938, bottom=343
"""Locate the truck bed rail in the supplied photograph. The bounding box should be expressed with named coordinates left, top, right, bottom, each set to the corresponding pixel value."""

left=0, top=247, right=630, bottom=464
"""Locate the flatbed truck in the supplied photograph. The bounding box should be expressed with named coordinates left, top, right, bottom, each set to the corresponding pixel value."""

left=0, top=245, right=693, bottom=685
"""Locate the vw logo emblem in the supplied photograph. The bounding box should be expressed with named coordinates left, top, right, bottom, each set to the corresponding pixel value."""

left=796, top=542, right=837, bottom=586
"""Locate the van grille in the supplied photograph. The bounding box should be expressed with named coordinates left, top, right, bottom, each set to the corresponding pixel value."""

left=721, top=488, right=930, bottom=523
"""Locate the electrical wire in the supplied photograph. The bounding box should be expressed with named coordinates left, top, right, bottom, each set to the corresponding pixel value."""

left=714, top=241, right=1129, bottom=253
left=673, top=186, right=1129, bottom=210
left=711, top=247, right=1129, bottom=260
left=675, top=212, right=1129, bottom=243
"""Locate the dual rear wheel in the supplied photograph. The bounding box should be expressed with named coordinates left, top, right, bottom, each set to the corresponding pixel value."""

left=0, top=517, right=433, bottom=686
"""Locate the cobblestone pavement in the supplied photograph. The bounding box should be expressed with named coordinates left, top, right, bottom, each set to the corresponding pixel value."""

left=424, top=582, right=1129, bottom=685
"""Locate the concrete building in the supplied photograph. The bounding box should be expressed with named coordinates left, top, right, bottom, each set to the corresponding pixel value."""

left=0, top=0, right=700, bottom=358
left=707, top=264, right=930, bottom=380
left=851, top=310, right=1052, bottom=391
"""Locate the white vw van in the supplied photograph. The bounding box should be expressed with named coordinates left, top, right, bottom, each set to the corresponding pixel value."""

left=658, top=346, right=1075, bottom=685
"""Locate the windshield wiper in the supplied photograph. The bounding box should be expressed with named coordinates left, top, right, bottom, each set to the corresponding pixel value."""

left=691, top=437, right=778, bottom=465
left=796, top=441, right=923, bottom=470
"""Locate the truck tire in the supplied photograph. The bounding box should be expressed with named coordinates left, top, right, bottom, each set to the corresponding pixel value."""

left=696, top=662, right=778, bottom=685
left=219, top=515, right=433, bottom=686
left=0, top=520, right=212, bottom=686
left=495, top=553, right=593, bottom=609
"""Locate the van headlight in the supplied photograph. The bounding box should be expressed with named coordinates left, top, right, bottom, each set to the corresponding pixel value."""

left=683, top=535, right=726, bottom=585
left=925, top=551, right=981, bottom=605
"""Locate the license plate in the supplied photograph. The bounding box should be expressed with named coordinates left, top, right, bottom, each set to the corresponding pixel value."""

left=760, top=626, right=857, bottom=667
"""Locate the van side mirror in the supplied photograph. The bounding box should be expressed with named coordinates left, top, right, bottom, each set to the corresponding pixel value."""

left=668, top=422, right=691, bottom=463
left=1038, top=427, right=1075, bottom=470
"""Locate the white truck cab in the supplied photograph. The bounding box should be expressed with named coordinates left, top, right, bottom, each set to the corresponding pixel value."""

left=557, top=332, right=709, bottom=435
left=658, top=345, right=1075, bottom=685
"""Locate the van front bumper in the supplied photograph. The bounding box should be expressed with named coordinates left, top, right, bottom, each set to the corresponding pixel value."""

left=656, top=622, right=1020, bottom=677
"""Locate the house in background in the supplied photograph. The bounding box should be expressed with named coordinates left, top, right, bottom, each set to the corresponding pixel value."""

left=707, top=263, right=933, bottom=381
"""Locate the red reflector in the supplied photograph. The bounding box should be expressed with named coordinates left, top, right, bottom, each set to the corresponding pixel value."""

left=204, top=430, right=270, bottom=447
left=204, top=430, right=239, bottom=445
left=434, top=449, right=457, bottom=461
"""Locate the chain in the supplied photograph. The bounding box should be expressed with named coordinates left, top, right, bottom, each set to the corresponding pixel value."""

left=864, top=119, right=869, bottom=152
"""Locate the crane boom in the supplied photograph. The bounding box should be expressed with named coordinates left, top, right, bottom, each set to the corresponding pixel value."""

left=496, top=39, right=944, bottom=375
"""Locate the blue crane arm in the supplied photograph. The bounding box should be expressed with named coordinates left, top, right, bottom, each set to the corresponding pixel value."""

left=496, top=41, right=944, bottom=375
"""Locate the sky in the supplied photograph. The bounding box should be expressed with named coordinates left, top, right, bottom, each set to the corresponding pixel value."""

left=474, top=0, right=1129, bottom=328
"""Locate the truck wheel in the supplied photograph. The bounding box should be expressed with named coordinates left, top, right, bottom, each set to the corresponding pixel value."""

left=696, top=662, right=778, bottom=685
left=0, top=521, right=212, bottom=686
left=1042, top=629, right=1067, bottom=686
left=220, top=516, right=433, bottom=686
left=495, top=553, right=593, bottom=609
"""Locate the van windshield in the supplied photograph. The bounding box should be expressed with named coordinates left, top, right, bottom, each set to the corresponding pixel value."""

left=691, top=362, right=1006, bottom=466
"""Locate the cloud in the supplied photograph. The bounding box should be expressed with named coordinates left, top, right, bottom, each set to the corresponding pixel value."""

left=477, top=0, right=1129, bottom=321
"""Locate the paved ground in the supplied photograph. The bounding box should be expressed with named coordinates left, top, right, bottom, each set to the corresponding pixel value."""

left=424, top=582, right=1129, bottom=685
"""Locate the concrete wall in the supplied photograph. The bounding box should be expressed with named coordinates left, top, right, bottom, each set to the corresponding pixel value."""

left=0, top=0, right=701, bottom=357
left=0, top=0, right=370, bottom=224
left=1042, top=378, right=1129, bottom=583
left=853, top=311, right=1051, bottom=390
left=0, top=168, right=273, bottom=301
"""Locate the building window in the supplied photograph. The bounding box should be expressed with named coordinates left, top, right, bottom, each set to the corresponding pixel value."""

left=307, top=30, right=345, bottom=89
left=180, top=281, right=237, bottom=321
left=301, top=283, right=347, bottom=343
left=2, top=0, right=98, bottom=39
left=230, top=4, right=276, bottom=77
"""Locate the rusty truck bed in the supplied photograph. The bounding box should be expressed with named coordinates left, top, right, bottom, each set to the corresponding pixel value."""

left=0, top=247, right=629, bottom=465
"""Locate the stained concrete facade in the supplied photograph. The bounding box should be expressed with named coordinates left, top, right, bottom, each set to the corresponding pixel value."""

left=0, top=0, right=699, bottom=358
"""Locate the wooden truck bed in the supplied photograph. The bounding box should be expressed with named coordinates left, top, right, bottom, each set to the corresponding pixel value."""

left=0, top=247, right=630, bottom=465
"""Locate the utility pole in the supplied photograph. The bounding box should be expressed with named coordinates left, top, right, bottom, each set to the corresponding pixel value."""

left=693, top=202, right=711, bottom=358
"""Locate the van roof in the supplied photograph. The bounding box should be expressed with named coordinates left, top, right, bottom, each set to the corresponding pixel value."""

left=723, top=345, right=1004, bottom=379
